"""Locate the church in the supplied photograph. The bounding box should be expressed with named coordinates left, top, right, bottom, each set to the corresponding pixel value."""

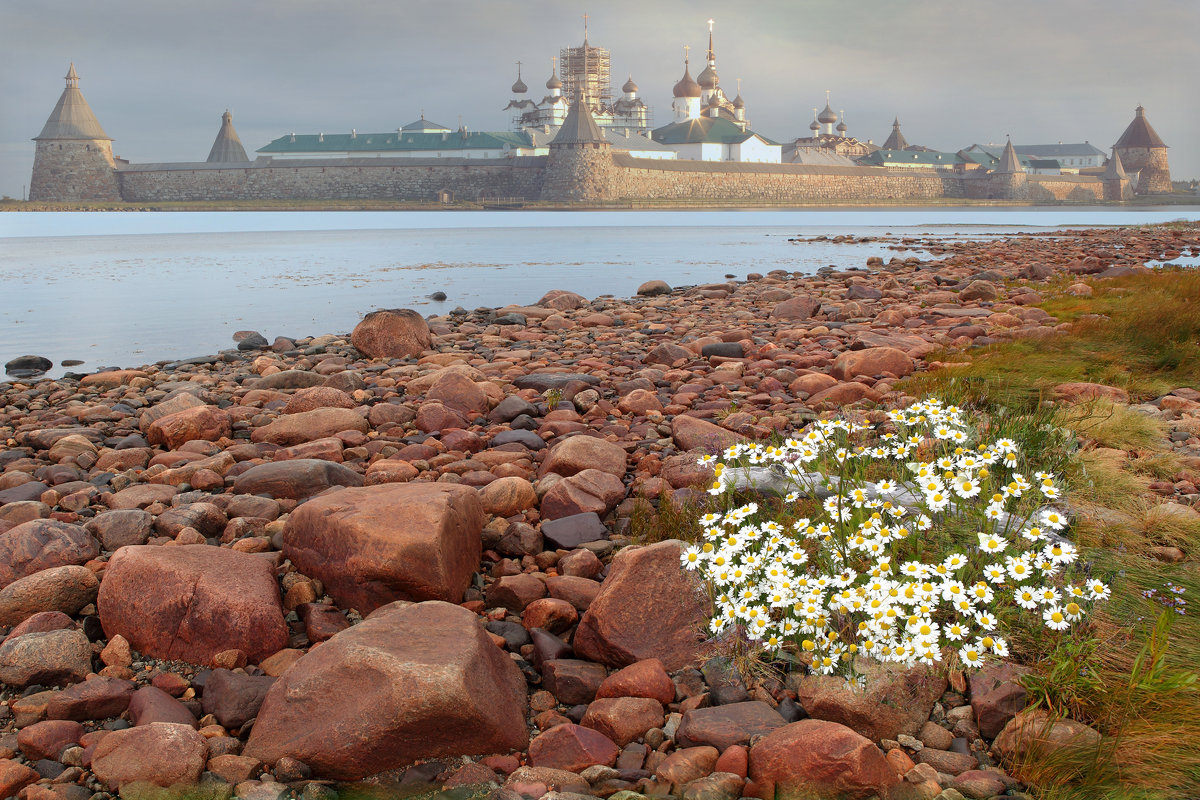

left=649, top=21, right=781, bottom=163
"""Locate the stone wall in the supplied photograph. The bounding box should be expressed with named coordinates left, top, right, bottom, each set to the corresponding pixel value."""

left=607, top=155, right=966, bottom=201
left=29, top=140, right=122, bottom=202
left=32, top=147, right=1124, bottom=205
left=1028, top=175, right=1105, bottom=202
left=116, top=157, right=547, bottom=202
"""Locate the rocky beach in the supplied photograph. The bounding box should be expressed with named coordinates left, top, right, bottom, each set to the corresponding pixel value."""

left=1, top=223, right=1199, bottom=800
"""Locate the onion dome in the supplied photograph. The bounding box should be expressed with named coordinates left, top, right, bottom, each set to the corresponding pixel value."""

left=809, top=118, right=820, bottom=132
left=836, top=120, right=847, bottom=133
left=547, top=72, right=563, bottom=90
left=818, top=103, right=837, bottom=124
left=708, top=93, right=722, bottom=108
left=511, top=78, right=527, bottom=94
left=697, top=64, right=719, bottom=89
left=733, top=94, right=744, bottom=109
left=622, top=76, right=638, bottom=94
left=673, top=64, right=702, bottom=98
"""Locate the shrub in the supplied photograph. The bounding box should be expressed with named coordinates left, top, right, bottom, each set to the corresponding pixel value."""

left=681, top=399, right=1110, bottom=683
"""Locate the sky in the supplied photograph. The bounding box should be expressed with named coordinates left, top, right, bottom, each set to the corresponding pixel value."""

left=1, top=0, right=1197, bottom=198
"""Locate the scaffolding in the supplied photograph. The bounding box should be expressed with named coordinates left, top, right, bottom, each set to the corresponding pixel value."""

left=559, top=43, right=611, bottom=105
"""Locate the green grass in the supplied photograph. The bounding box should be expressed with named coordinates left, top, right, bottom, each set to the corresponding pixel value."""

left=899, top=264, right=1200, bottom=797
left=907, top=267, right=1200, bottom=405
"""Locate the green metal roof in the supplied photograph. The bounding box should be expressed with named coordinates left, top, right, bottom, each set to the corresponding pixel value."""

left=258, top=129, right=536, bottom=154
left=858, top=149, right=965, bottom=167
left=651, top=117, right=779, bottom=146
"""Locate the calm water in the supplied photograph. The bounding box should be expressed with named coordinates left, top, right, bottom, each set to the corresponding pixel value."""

left=2, top=207, right=1198, bottom=378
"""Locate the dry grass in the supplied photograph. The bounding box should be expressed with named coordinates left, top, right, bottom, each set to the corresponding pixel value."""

left=908, top=267, right=1200, bottom=406
left=629, top=492, right=706, bottom=546
left=1060, top=402, right=1167, bottom=452
left=901, top=265, right=1200, bottom=798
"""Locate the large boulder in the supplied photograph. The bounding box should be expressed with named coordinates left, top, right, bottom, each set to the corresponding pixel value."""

left=581, top=697, right=665, bottom=747
left=351, top=308, right=432, bottom=359
left=138, top=393, right=207, bottom=433
left=573, top=540, right=709, bottom=671
left=231, top=459, right=363, bottom=500
left=244, top=601, right=528, bottom=781
left=97, top=545, right=288, bottom=666
left=795, top=660, right=947, bottom=742
left=0, top=565, right=99, bottom=626
left=830, top=347, right=915, bottom=381
left=426, top=371, right=489, bottom=418
left=283, top=483, right=483, bottom=615
left=200, top=669, right=276, bottom=729
left=540, top=469, right=626, bottom=520
left=1052, top=382, right=1130, bottom=405
left=540, top=435, right=628, bottom=479
left=0, top=520, right=99, bottom=590
left=146, top=405, right=232, bottom=450
left=251, top=407, right=368, bottom=446
left=991, top=709, right=1101, bottom=766
left=0, top=628, right=93, bottom=687
left=91, top=722, right=208, bottom=791
left=528, top=724, right=619, bottom=772
left=748, top=719, right=900, bottom=800
left=769, top=295, right=820, bottom=321
left=969, top=661, right=1032, bottom=739
left=671, top=416, right=744, bottom=453
left=676, top=702, right=786, bottom=751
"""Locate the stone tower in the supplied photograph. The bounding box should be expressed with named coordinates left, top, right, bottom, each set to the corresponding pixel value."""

left=207, top=110, right=250, bottom=163
left=1113, top=105, right=1170, bottom=194
left=29, top=64, right=121, bottom=202
left=1102, top=147, right=1132, bottom=201
left=988, top=138, right=1028, bottom=200
left=539, top=96, right=615, bottom=203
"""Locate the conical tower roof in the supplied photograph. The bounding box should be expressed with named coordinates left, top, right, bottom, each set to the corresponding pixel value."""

left=207, top=110, right=250, bottom=163
left=1102, top=147, right=1127, bottom=179
left=882, top=118, right=908, bottom=150
left=551, top=96, right=607, bottom=146
left=995, top=138, right=1024, bottom=174
left=1114, top=105, right=1167, bottom=149
left=35, top=63, right=111, bottom=141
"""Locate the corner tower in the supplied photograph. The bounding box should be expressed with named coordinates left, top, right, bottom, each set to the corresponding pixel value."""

left=1114, top=105, right=1170, bottom=194
left=29, top=64, right=121, bottom=202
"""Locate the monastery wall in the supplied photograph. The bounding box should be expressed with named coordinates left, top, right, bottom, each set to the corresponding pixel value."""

left=607, top=156, right=967, bottom=201
left=115, top=157, right=547, bottom=202
left=1027, top=175, right=1105, bottom=202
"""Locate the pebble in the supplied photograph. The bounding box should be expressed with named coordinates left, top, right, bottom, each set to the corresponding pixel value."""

left=0, top=225, right=1197, bottom=799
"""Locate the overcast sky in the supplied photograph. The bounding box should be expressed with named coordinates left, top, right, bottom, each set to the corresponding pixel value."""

left=2, top=0, right=1197, bottom=198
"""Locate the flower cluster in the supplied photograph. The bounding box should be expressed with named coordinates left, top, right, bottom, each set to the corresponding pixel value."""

left=682, top=399, right=1109, bottom=678
left=1142, top=582, right=1187, bottom=616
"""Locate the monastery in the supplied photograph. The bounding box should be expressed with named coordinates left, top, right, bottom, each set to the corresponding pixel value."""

left=28, top=25, right=1171, bottom=205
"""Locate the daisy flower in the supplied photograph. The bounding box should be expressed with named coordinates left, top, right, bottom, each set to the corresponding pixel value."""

left=959, top=645, right=984, bottom=668
left=1041, top=508, right=1068, bottom=530
left=1043, top=606, right=1070, bottom=631
left=978, top=533, right=1008, bottom=554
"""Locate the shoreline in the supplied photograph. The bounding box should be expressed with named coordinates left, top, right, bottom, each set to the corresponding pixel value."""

left=1, top=223, right=1198, bottom=797
left=5, top=194, right=1200, bottom=213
